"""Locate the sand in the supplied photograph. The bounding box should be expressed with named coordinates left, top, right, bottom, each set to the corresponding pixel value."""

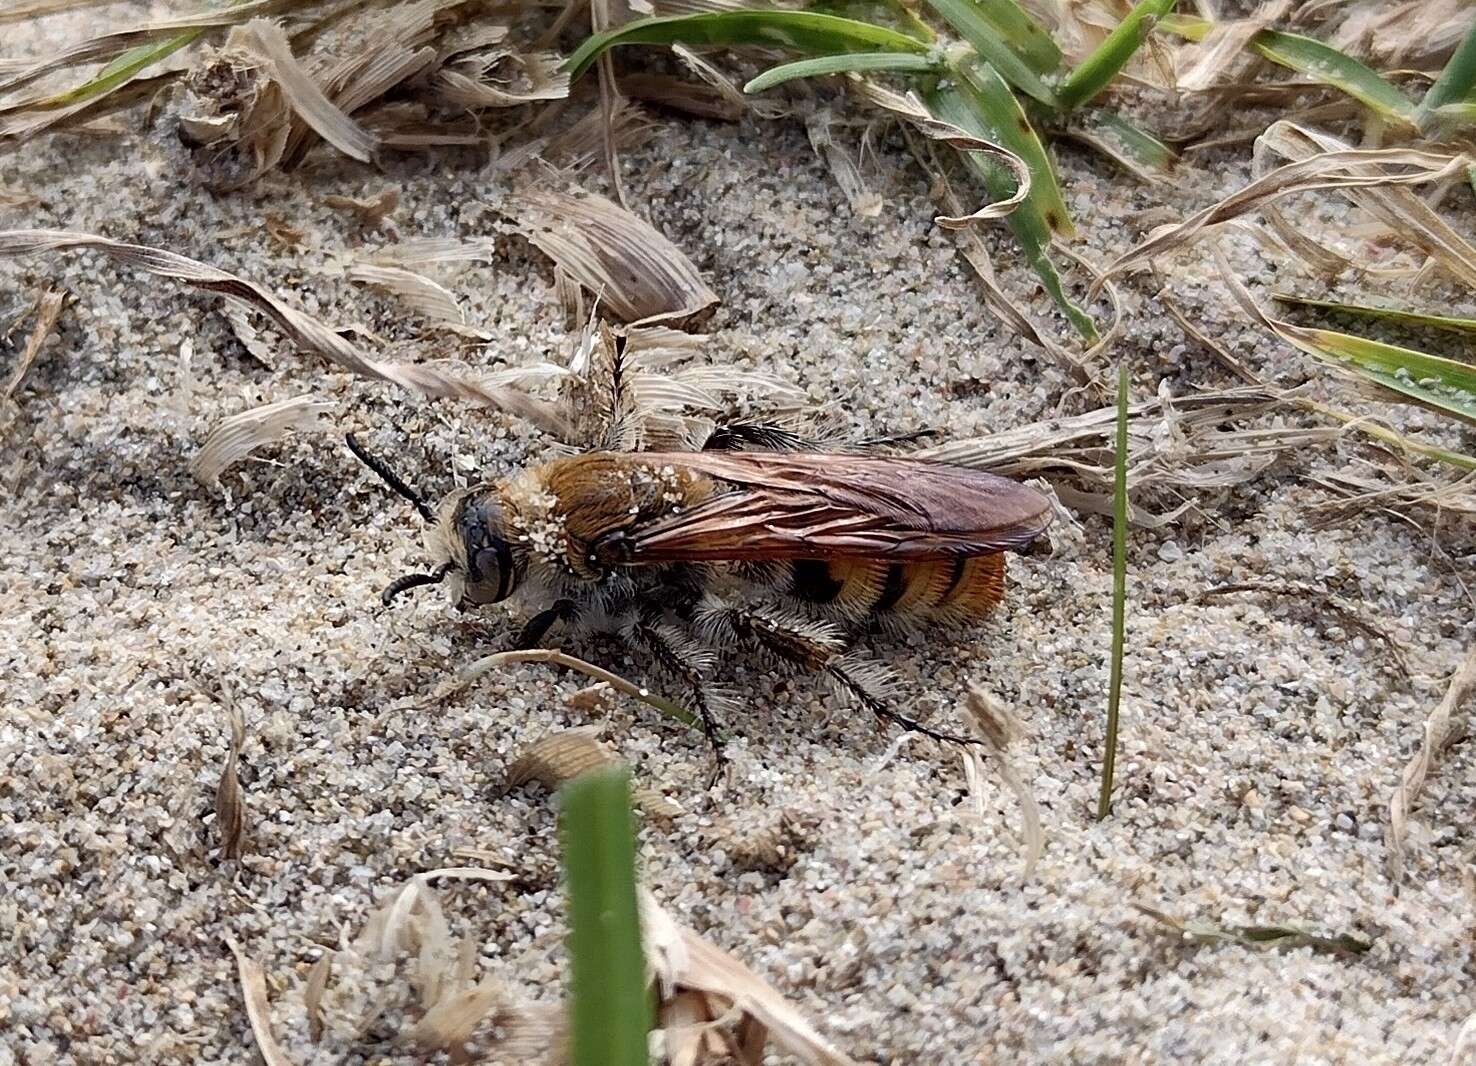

left=2, top=6, right=1476, bottom=1064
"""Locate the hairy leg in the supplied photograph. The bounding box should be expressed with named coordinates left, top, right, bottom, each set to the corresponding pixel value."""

left=698, top=600, right=979, bottom=749
left=628, top=615, right=729, bottom=780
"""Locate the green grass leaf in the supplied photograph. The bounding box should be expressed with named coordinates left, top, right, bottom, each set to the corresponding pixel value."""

left=967, top=0, right=1062, bottom=75
left=920, top=0, right=1059, bottom=105
left=744, top=51, right=942, bottom=93
left=958, top=60, right=1074, bottom=237
left=1418, top=14, right=1476, bottom=130
left=1098, top=362, right=1128, bottom=822
left=561, top=768, right=651, bottom=1066
left=1249, top=29, right=1417, bottom=127
left=1065, top=109, right=1175, bottom=182
left=564, top=11, right=929, bottom=81
left=1291, top=327, right=1476, bottom=428
left=1156, top=12, right=1212, bottom=42
left=1273, top=292, right=1476, bottom=344
left=927, top=80, right=1098, bottom=340
left=37, top=31, right=201, bottom=109
left=1056, top=0, right=1175, bottom=112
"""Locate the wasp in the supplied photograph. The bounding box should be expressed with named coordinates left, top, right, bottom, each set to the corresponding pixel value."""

left=346, top=430, right=1052, bottom=767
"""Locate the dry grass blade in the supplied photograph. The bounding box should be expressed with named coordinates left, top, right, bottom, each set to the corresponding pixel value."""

left=216, top=695, right=247, bottom=861
left=239, top=19, right=377, bottom=163
left=621, top=71, right=744, bottom=120
left=961, top=687, right=1043, bottom=878
left=409, top=980, right=506, bottom=1061
left=0, top=185, right=40, bottom=208
left=641, top=892, right=861, bottom=1066
left=325, top=866, right=546, bottom=1062
left=1255, top=123, right=1476, bottom=291
left=4, top=286, right=66, bottom=398
left=1159, top=289, right=1261, bottom=385
left=0, top=229, right=574, bottom=437
left=1100, top=137, right=1469, bottom=285
left=366, top=236, right=499, bottom=267
left=345, top=263, right=465, bottom=325
left=437, top=648, right=699, bottom=729
left=1175, top=0, right=1290, bottom=92
left=1132, top=904, right=1372, bottom=957
left=1330, top=0, right=1470, bottom=69
left=189, top=395, right=338, bottom=487
left=304, top=953, right=332, bottom=1043
left=918, top=385, right=1321, bottom=524
left=0, top=0, right=294, bottom=97
left=435, top=54, right=570, bottom=108
left=509, top=726, right=684, bottom=818
left=806, top=111, right=882, bottom=219
left=0, top=0, right=132, bottom=22
left=1199, top=581, right=1411, bottom=681
left=225, top=936, right=297, bottom=1066
left=852, top=81, right=1030, bottom=229
left=1389, top=647, right=1476, bottom=885
left=511, top=187, right=718, bottom=325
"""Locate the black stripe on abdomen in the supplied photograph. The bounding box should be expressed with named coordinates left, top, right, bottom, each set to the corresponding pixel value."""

left=937, top=556, right=970, bottom=604
left=791, top=559, right=843, bottom=604
left=873, top=564, right=909, bottom=613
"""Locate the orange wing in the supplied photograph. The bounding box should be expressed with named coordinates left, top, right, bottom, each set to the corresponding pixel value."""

left=614, top=452, right=1052, bottom=562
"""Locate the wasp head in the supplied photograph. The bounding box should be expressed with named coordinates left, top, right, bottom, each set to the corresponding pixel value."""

left=346, top=434, right=521, bottom=609
left=423, top=488, right=522, bottom=607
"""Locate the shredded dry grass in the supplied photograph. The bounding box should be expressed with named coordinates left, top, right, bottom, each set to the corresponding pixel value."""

left=3, top=284, right=65, bottom=399
left=510, top=187, right=719, bottom=325
left=961, top=686, right=1043, bottom=878
left=0, top=228, right=575, bottom=436
left=918, top=385, right=1323, bottom=525
left=190, top=395, right=338, bottom=487
left=1389, top=647, right=1476, bottom=886
left=226, top=936, right=297, bottom=1066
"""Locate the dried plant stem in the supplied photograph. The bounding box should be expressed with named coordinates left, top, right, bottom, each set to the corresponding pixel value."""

left=1389, top=646, right=1476, bottom=884
left=1098, top=362, right=1129, bottom=821
left=448, top=649, right=699, bottom=729
left=4, top=286, right=65, bottom=398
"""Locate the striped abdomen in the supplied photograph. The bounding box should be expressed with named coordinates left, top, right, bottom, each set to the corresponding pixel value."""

left=784, top=555, right=1007, bottom=625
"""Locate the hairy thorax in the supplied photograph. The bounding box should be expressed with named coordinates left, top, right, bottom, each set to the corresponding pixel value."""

left=502, top=454, right=716, bottom=582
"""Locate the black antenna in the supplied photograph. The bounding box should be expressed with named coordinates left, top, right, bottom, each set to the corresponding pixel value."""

left=381, top=562, right=453, bottom=606
left=345, top=433, right=435, bottom=523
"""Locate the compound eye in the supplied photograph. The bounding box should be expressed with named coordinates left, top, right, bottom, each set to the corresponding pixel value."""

left=470, top=546, right=502, bottom=588
left=466, top=538, right=515, bottom=603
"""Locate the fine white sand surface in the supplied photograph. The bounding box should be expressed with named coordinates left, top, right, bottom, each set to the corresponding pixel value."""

left=3, top=5, right=1475, bottom=1064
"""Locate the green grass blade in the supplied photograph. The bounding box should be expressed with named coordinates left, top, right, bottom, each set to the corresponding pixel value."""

left=39, top=30, right=201, bottom=108
left=1293, top=327, right=1476, bottom=428
left=927, top=81, right=1096, bottom=340
left=744, top=51, right=942, bottom=93
left=1273, top=292, right=1476, bottom=343
left=920, top=0, right=1059, bottom=105
left=1249, top=30, right=1417, bottom=127
left=970, top=0, right=1062, bottom=74
left=1056, top=0, right=1175, bottom=112
left=1301, top=400, right=1476, bottom=472
left=1067, top=109, right=1175, bottom=181
left=1098, top=362, right=1128, bottom=822
left=561, top=768, right=651, bottom=1066
left=810, top=0, right=936, bottom=44
left=1157, top=12, right=1212, bottom=42
left=1418, top=13, right=1476, bottom=129
left=564, top=11, right=929, bottom=80
left=1426, top=101, right=1476, bottom=135
left=958, top=60, right=1074, bottom=236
